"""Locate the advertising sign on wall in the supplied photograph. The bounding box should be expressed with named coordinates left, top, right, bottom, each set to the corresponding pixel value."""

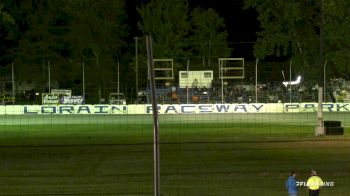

left=51, top=89, right=72, bottom=96
left=42, top=93, right=59, bottom=104
left=61, top=96, right=84, bottom=104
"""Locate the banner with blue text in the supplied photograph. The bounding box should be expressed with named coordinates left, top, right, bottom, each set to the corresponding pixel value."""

left=0, top=103, right=349, bottom=115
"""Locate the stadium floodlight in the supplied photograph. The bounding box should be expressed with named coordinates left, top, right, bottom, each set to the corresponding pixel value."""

left=283, top=76, right=301, bottom=87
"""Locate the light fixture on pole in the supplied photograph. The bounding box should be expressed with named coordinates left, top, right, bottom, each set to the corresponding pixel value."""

left=282, top=76, right=301, bottom=87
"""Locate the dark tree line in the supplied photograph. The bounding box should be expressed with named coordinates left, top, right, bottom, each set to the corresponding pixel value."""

left=0, top=0, right=349, bottom=103
left=0, top=0, right=230, bottom=102
left=244, top=0, right=350, bottom=80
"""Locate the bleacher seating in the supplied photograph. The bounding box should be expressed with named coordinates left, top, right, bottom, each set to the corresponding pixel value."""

left=144, top=79, right=349, bottom=104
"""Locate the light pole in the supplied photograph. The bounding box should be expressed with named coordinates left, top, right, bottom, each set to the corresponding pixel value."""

left=255, top=59, right=258, bottom=103
left=208, top=39, right=211, bottom=68
left=319, top=0, right=325, bottom=101
left=82, top=61, right=85, bottom=99
left=289, top=60, right=292, bottom=103
left=323, top=59, right=327, bottom=102
left=48, top=60, right=51, bottom=93
left=12, top=62, right=15, bottom=104
left=134, top=37, right=139, bottom=95
left=117, top=61, right=120, bottom=94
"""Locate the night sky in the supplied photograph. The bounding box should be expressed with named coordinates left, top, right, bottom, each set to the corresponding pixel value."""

left=126, top=0, right=259, bottom=59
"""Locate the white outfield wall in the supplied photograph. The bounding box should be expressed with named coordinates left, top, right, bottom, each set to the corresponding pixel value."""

left=0, top=103, right=349, bottom=115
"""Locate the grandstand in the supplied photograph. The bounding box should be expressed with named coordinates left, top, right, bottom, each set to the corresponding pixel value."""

left=144, top=78, right=350, bottom=105
left=126, top=59, right=349, bottom=105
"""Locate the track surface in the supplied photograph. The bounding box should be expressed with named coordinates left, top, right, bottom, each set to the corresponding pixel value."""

left=0, top=112, right=349, bottom=126
left=0, top=113, right=348, bottom=195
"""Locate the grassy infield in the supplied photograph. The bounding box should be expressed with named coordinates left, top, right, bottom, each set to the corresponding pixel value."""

left=0, top=121, right=349, bottom=195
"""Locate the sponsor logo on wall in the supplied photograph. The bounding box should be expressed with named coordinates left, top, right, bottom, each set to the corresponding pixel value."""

left=61, top=96, right=84, bottom=104
left=42, top=93, right=59, bottom=104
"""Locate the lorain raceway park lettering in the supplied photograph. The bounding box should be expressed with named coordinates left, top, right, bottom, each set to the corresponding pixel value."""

left=18, top=103, right=350, bottom=115
left=23, top=105, right=127, bottom=114
left=146, top=103, right=350, bottom=114
left=0, top=103, right=348, bottom=115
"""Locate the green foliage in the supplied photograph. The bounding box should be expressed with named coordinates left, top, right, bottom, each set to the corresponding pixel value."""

left=1, top=0, right=128, bottom=100
left=0, top=3, right=14, bottom=25
left=324, top=0, right=350, bottom=78
left=244, top=0, right=350, bottom=79
left=64, top=0, right=127, bottom=57
left=1, top=0, right=231, bottom=100
left=13, top=0, right=69, bottom=85
left=63, top=0, right=128, bottom=100
left=190, top=8, right=231, bottom=69
left=137, top=0, right=231, bottom=74
left=137, top=0, right=191, bottom=60
left=0, top=2, right=16, bottom=64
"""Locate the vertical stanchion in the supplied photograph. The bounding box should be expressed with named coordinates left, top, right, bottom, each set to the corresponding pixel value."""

left=117, top=61, right=120, bottom=94
left=186, top=59, right=189, bottom=104
left=315, top=87, right=325, bottom=136
left=82, top=61, right=85, bottom=99
left=12, top=62, right=15, bottom=105
left=219, top=60, right=224, bottom=104
left=255, top=59, right=258, bottom=103
left=146, top=35, right=161, bottom=196
left=289, top=60, right=292, bottom=103
left=135, top=37, right=139, bottom=94
left=323, top=59, right=327, bottom=102
left=48, top=60, right=51, bottom=93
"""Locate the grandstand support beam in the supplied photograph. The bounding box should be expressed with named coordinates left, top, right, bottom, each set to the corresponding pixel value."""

left=146, top=35, right=161, bottom=196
